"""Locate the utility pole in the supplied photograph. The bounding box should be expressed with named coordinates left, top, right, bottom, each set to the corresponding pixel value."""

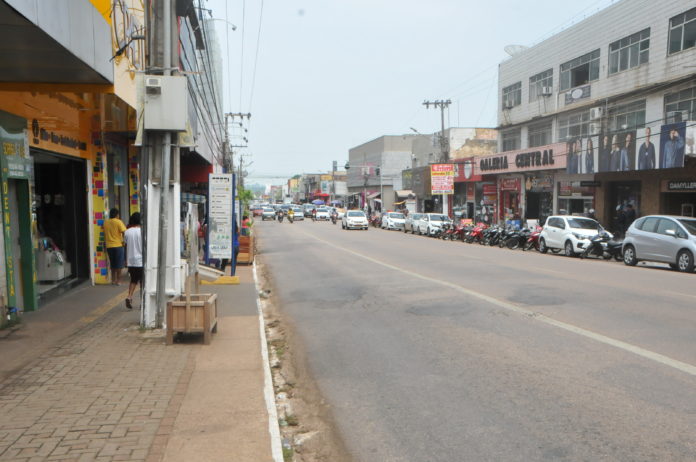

left=143, top=0, right=179, bottom=328
left=422, top=100, right=451, bottom=162
left=423, top=99, right=452, bottom=216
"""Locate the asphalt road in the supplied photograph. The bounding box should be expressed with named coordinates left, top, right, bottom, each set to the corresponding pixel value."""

left=257, top=219, right=696, bottom=462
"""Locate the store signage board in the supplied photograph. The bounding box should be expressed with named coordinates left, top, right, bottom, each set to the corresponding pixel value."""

left=667, top=180, right=696, bottom=191
left=478, top=143, right=567, bottom=174
left=430, top=164, right=454, bottom=195
left=208, top=173, right=233, bottom=259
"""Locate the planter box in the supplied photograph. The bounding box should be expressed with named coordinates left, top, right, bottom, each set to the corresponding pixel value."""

left=238, top=235, right=254, bottom=264
left=166, top=293, right=218, bottom=345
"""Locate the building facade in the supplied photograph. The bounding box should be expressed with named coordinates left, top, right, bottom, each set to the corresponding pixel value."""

left=497, top=0, right=696, bottom=227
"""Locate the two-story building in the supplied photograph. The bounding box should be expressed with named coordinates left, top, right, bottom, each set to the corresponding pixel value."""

left=494, top=0, right=696, bottom=227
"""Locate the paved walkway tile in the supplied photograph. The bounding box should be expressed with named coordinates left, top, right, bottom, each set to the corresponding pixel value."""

left=0, top=307, right=195, bottom=462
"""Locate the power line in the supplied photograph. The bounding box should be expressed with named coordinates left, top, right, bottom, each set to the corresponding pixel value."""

left=239, top=0, right=246, bottom=109
left=248, top=0, right=265, bottom=115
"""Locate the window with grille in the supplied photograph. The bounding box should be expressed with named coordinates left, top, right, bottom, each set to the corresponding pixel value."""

left=529, top=69, right=553, bottom=102
left=560, top=50, right=600, bottom=91
left=528, top=121, right=552, bottom=147
left=669, top=7, right=696, bottom=54
left=502, top=129, right=521, bottom=152
left=665, top=87, right=696, bottom=122
left=609, top=100, right=646, bottom=131
left=557, top=111, right=590, bottom=141
left=609, top=29, right=650, bottom=75
left=502, top=82, right=522, bottom=109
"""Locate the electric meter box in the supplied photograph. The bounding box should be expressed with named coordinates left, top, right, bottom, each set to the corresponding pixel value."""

left=143, top=75, right=187, bottom=131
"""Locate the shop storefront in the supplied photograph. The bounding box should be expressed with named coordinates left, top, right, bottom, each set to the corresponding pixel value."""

left=452, top=158, right=482, bottom=220
left=523, top=174, right=553, bottom=221
left=661, top=179, right=696, bottom=217
left=477, top=142, right=568, bottom=225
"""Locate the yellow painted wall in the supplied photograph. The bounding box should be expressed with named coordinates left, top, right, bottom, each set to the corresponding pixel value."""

left=89, top=0, right=112, bottom=24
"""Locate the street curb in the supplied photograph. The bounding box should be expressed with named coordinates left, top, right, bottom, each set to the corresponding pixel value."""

left=253, top=261, right=284, bottom=462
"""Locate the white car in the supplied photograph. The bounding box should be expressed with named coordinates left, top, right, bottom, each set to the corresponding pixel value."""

left=315, top=207, right=331, bottom=220
left=381, top=212, right=405, bottom=230
left=539, top=215, right=605, bottom=257
left=416, top=213, right=451, bottom=236
left=342, top=210, right=368, bottom=230
left=291, top=206, right=305, bottom=221
left=261, top=207, right=276, bottom=220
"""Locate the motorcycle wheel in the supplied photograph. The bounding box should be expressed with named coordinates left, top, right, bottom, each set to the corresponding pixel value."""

left=507, top=239, right=519, bottom=250
left=614, top=253, right=622, bottom=262
left=523, top=241, right=533, bottom=251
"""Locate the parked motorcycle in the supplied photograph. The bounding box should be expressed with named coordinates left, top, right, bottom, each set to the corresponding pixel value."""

left=523, top=226, right=542, bottom=251
left=579, top=231, right=623, bottom=261
left=503, top=227, right=530, bottom=250
left=465, top=223, right=487, bottom=244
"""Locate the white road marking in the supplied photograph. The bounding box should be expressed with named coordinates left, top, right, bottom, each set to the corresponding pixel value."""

left=302, top=229, right=696, bottom=377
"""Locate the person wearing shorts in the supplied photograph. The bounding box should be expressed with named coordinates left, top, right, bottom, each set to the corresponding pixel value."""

left=124, top=212, right=143, bottom=310
left=103, top=208, right=127, bottom=285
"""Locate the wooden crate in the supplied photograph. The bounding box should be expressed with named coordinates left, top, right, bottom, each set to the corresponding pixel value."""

left=166, top=293, right=218, bottom=345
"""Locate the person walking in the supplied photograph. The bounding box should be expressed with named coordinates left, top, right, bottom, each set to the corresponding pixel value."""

left=103, top=208, right=127, bottom=285
left=123, top=212, right=143, bottom=309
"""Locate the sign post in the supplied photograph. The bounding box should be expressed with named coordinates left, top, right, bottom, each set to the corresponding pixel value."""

left=208, top=173, right=233, bottom=263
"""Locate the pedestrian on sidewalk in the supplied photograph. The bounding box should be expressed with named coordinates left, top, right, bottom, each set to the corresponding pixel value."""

left=104, top=208, right=127, bottom=285
left=124, top=212, right=143, bottom=310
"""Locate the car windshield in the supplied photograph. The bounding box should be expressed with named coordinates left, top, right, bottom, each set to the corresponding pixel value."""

left=263, top=208, right=273, bottom=212
left=430, top=215, right=443, bottom=221
left=677, top=218, right=696, bottom=235
left=347, top=211, right=365, bottom=217
left=389, top=213, right=404, bottom=219
left=567, top=218, right=599, bottom=230
left=317, top=208, right=329, bottom=212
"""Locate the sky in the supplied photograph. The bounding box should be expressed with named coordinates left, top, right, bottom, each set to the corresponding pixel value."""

left=205, top=0, right=619, bottom=185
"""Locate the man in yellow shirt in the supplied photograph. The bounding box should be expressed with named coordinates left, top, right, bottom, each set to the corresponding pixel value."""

left=103, top=208, right=127, bottom=285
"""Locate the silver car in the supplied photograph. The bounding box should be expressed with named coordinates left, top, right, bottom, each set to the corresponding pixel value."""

left=403, top=213, right=422, bottom=233
left=623, top=215, right=696, bottom=272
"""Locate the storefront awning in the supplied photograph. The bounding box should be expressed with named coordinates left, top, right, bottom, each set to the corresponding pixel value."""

left=367, top=192, right=381, bottom=199
left=395, top=189, right=413, bottom=198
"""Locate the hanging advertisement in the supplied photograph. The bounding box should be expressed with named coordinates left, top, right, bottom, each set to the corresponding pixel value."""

left=430, top=164, right=454, bottom=194
left=594, top=122, right=688, bottom=172
left=208, top=173, right=233, bottom=259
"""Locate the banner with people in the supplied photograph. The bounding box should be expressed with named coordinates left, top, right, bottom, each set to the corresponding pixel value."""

left=566, top=122, right=690, bottom=174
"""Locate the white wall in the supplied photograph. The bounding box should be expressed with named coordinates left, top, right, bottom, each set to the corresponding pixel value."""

left=498, top=0, right=696, bottom=127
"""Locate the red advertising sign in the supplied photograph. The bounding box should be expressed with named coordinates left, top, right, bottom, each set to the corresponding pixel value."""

left=430, top=164, right=455, bottom=195
left=499, top=177, right=521, bottom=191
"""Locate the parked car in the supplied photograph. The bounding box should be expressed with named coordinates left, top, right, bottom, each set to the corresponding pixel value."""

left=539, top=215, right=604, bottom=256
left=342, top=210, right=369, bottom=230
left=381, top=212, right=405, bottom=230
left=292, top=206, right=305, bottom=220
left=315, top=207, right=331, bottom=220
left=403, top=213, right=423, bottom=233
left=416, top=213, right=451, bottom=236
left=622, top=215, right=696, bottom=272
left=261, top=207, right=276, bottom=220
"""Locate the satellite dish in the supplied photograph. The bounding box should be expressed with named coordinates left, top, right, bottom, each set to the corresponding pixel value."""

left=504, top=44, right=529, bottom=56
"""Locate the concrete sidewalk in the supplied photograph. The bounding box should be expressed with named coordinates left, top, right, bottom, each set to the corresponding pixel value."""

left=0, top=265, right=279, bottom=462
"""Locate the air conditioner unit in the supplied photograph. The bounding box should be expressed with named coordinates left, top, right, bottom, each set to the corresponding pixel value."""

left=541, top=86, right=553, bottom=96
left=589, top=122, right=601, bottom=136
left=504, top=101, right=514, bottom=110
left=145, top=76, right=162, bottom=95
left=589, top=107, right=603, bottom=121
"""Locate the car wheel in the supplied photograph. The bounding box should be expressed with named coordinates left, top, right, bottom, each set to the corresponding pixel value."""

left=676, top=250, right=695, bottom=272
left=342, top=223, right=345, bottom=229
left=623, top=245, right=638, bottom=266
left=564, top=241, right=576, bottom=257
left=539, top=238, right=548, bottom=254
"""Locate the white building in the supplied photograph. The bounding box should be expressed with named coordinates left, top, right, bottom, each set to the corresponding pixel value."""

left=489, top=0, right=696, bottom=226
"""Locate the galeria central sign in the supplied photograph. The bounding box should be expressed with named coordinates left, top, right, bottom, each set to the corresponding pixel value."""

left=478, top=142, right=567, bottom=173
